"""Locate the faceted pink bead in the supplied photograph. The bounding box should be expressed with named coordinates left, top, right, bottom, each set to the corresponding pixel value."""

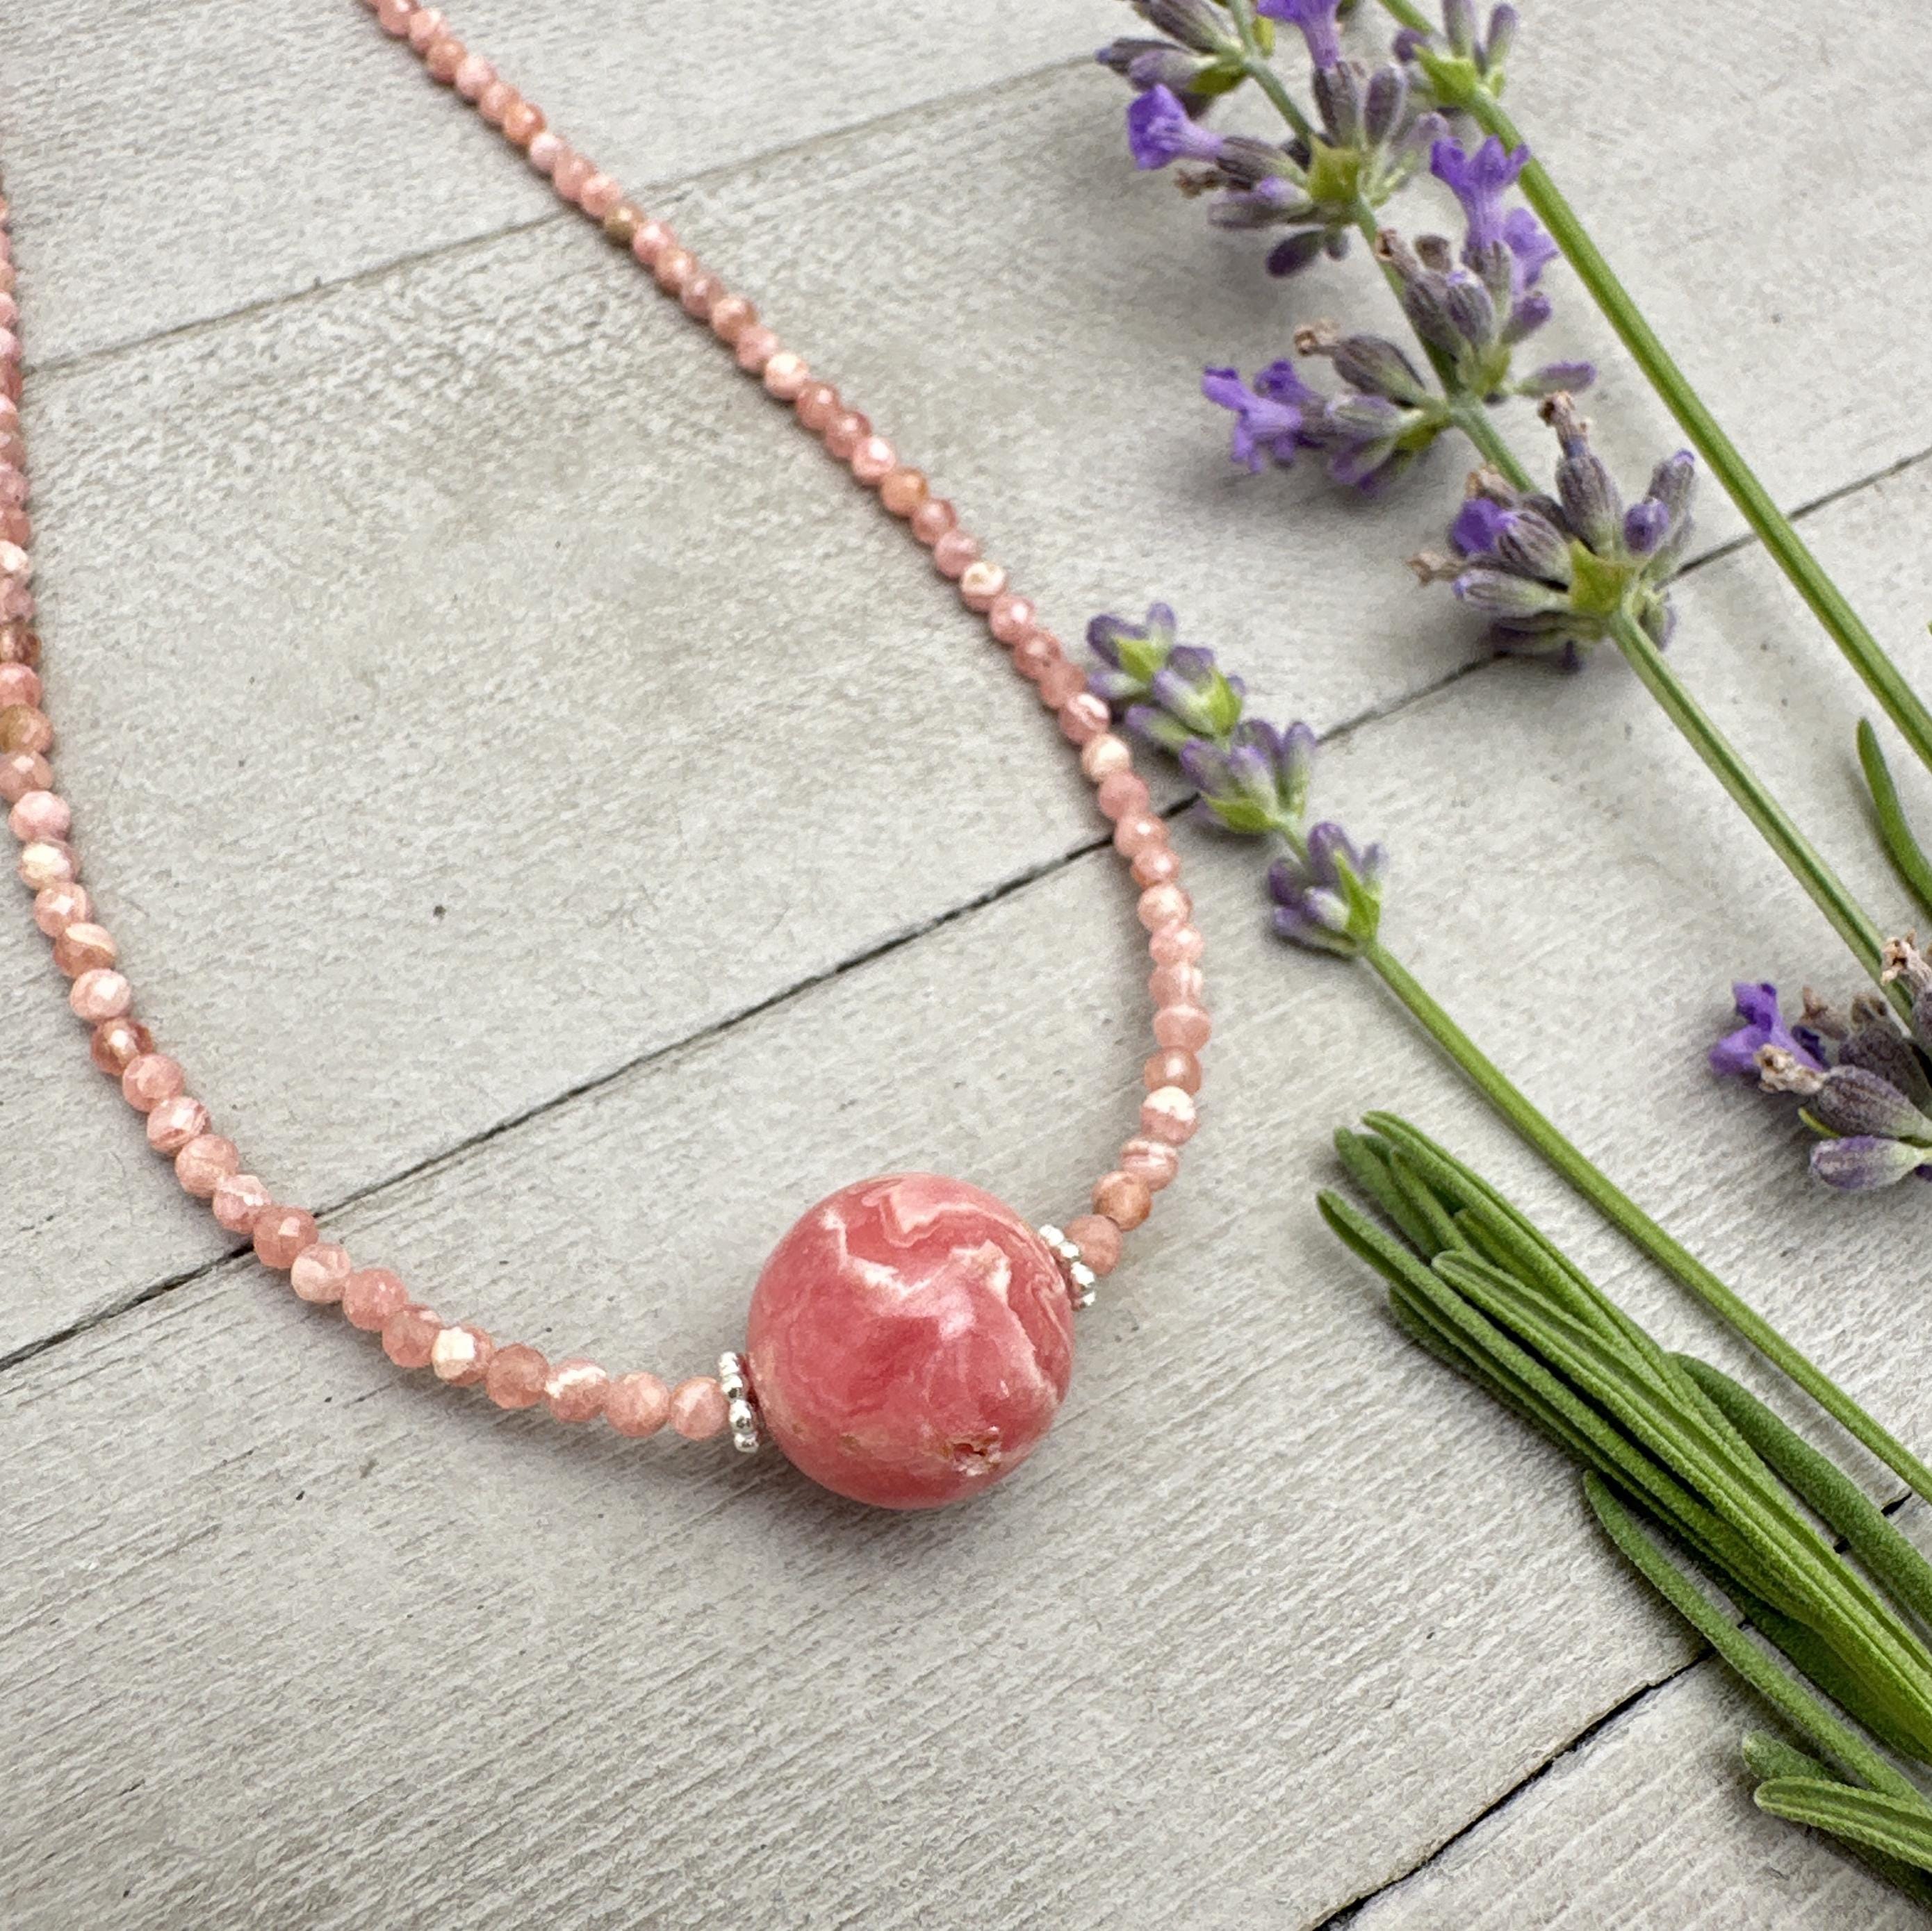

left=1, top=750, right=51, bottom=803
left=70, top=968, right=132, bottom=1023
left=254, top=1206, right=318, bottom=1271
left=931, top=529, right=980, bottom=580
left=343, top=1267, right=408, bottom=1333
left=607, top=1371, right=671, bottom=1438
left=850, top=436, right=897, bottom=486
left=1138, top=884, right=1191, bottom=932
left=909, top=497, right=956, bottom=546
left=1012, top=631, right=1062, bottom=683
left=653, top=247, right=695, bottom=294
left=709, top=294, right=756, bottom=343
left=988, top=593, right=1035, bottom=646
left=1112, top=812, right=1165, bottom=859
left=1080, top=733, right=1131, bottom=784
left=1145, top=1046, right=1203, bottom=1094
left=1131, top=843, right=1181, bottom=887
left=174, top=1134, right=238, bottom=1198
left=1092, top=1170, right=1152, bottom=1231
left=19, top=839, right=77, bottom=891
left=502, top=99, right=545, bottom=148
left=746, top=1173, right=1074, bottom=1509
left=958, top=560, right=1007, bottom=613
left=631, top=218, right=675, bottom=268
left=1149, top=965, right=1205, bottom=1010
left=794, top=382, right=840, bottom=432
left=486, top=1343, right=549, bottom=1410
left=477, top=80, right=515, bottom=124
left=822, top=411, right=869, bottom=461
left=212, top=1172, right=274, bottom=1235
left=669, top=1377, right=728, bottom=1440
left=376, top=0, right=415, bottom=35
left=145, top=1094, right=209, bottom=1156
left=52, top=921, right=116, bottom=977
left=1037, top=661, right=1086, bottom=708
left=733, top=325, right=780, bottom=373
left=432, top=1323, right=495, bottom=1386
left=1149, top=923, right=1205, bottom=967
left=879, top=468, right=928, bottom=518
left=526, top=130, right=564, bottom=176
left=1120, top=1137, right=1180, bottom=1192
left=121, top=1053, right=185, bottom=1112
left=383, top=1304, right=443, bottom=1369
left=1065, top=1213, right=1122, bottom=1278
left=1154, top=1003, right=1212, bottom=1053
left=423, top=34, right=464, bottom=83
left=33, top=881, right=90, bottom=936
left=550, top=151, right=593, bottom=203
left=680, top=270, right=722, bottom=320
left=1141, top=1085, right=1200, bottom=1146
left=1059, top=693, right=1110, bottom=744
left=453, top=53, right=495, bottom=100
left=0, top=663, right=39, bottom=707
left=404, top=7, right=443, bottom=50
left=290, top=1242, right=354, bottom=1304
left=545, top=1357, right=610, bottom=1422
left=91, top=1018, right=152, bottom=1076
left=763, top=352, right=810, bottom=402
left=579, top=172, right=623, bottom=220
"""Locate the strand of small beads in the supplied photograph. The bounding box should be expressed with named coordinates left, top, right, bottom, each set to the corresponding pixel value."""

left=2, top=6, right=1210, bottom=1510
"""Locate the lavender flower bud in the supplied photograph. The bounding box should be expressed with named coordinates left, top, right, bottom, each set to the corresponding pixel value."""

left=1515, top=358, right=1596, bottom=398
left=1646, top=451, right=1697, bottom=520
left=1133, top=644, right=1247, bottom=750
left=1812, top=1136, right=1931, bottom=1191
left=1555, top=446, right=1622, bottom=552
left=1485, top=5, right=1518, bottom=67
left=1269, top=821, right=1387, bottom=955
left=1502, top=293, right=1555, bottom=346
left=1181, top=718, right=1317, bottom=835
left=1622, top=499, right=1671, bottom=557
left=1492, top=508, right=1575, bottom=584
left=1815, top=1066, right=1932, bottom=1142
left=1312, top=62, right=1365, bottom=148
left=1442, top=0, right=1478, bottom=55
left=1125, top=85, right=1228, bottom=171
left=1268, top=230, right=1329, bottom=276
left=1454, top=569, right=1570, bottom=619
left=1098, top=39, right=1210, bottom=97
left=1442, top=274, right=1496, bottom=351
left=1296, top=322, right=1430, bottom=405
left=1364, top=65, right=1409, bottom=145
left=1135, top=0, right=1235, bottom=53
left=1087, top=602, right=1181, bottom=703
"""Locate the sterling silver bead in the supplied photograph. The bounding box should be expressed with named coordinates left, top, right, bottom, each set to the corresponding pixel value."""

left=1038, top=1224, right=1097, bottom=1310
left=718, top=1349, right=764, bottom=1455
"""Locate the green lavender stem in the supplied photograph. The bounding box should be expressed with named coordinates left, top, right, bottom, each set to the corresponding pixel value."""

left=1356, top=932, right=1932, bottom=1505
left=1369, top=0, right=1932, bottom=782
left=1220, top=24, right=1908, bottom=1012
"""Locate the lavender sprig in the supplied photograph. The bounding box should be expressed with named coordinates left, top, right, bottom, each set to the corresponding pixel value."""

left=1714, top=943, right=1932, bottom=1192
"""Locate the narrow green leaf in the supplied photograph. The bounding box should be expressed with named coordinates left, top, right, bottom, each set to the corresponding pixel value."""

left=1755, top=1777, right=1932, bottom=1873
left=1740, top=1736, right=1932, bottom=1905
left=1858, top=718, right=1932, bottom=922
left=1680, top=1357, right=1932, bottom=1637
left=1585, top=1476, right=1919, bottom=1800
left=1332, top=1130, right=1439, bottom=1258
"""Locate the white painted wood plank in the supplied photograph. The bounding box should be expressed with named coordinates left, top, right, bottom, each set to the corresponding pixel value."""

left=0, top=0, right=1101, bottom=367
left=1350, top=1655, right=1927, bottom=1928
left=10, top=462, right=1932, bottom=1926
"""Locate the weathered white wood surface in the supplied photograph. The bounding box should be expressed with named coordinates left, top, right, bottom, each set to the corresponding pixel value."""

left=5, top=0, right=1932, bottom=1925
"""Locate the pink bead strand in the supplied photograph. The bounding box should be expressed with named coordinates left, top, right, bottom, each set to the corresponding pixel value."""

left=6, top=6, right=1211, bottom=1446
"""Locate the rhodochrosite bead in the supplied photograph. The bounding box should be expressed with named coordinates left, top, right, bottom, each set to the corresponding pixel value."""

left=746, top=1174, right=1074, bottom=1509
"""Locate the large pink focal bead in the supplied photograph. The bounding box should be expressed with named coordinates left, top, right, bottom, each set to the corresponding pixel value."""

left=746, top=1174, right=1074, bottom=1510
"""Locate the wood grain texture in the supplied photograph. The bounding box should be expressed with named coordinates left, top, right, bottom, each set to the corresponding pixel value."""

left=6, top=1, right=1932, bottom=1925
left=10, top=463, right=1932, bottom=1927
left=1351, top=1647, right=1932, bottom=1928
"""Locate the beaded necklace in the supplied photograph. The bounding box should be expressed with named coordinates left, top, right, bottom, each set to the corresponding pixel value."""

left=0, top=1, right=1211, bottom=1510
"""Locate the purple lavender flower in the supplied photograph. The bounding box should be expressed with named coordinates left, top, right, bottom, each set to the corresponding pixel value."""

left=1395, top=1, right=1518, bottom=106
left=1430, top=135, right=1524, bottom=255
left=1270, top=822, right=1387, bottom=955
left=1127, top=644, right=1247, bottom=752
left=1098, top=0, right=1244, bottom=110
left=1709, top=982, right=1826, bottom=1080
left=1257, top=0, right=1344, bottom=71
left=1416, top=395, right=1694, bottom=666
left=1179, top=718, right=1316, bottom=834
left=1097, top=38, right=1218, bottom=102
left=1088, top=602, right=1182, bottom=705
left=1126, top=84, right=1229, bottom=170
left=1714, top=948, right=1932, bottom=1192
left=1202, top=361, right=1326, bottom=472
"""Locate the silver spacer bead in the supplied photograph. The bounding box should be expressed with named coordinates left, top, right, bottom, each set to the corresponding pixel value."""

left=718, top=1349, right=764, bottom=1455
left=1038, top=1224, right=1097, bottom=1310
